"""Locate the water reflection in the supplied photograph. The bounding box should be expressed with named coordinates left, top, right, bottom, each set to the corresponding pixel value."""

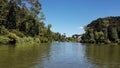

left=0, top=43, right=51, bottom=68
left=85, top=44, right=120, bottom=68
left=41, top=42, right=92, bottom=68
left=0, top=43, right=120, bottom=68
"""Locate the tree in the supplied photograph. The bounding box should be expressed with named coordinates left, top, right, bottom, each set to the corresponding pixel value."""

left=88, top=28, right=94, bottom=40
left=7, top=1, right=17, bottom=29
left=110, top=27, right=118, bottom=41
left=94, top=31, right=104, bottom=43
left=82, top=16, right=120, bottom=43
left=0, top=0, right=9, bottom=26
left=102, top=19, right=109, bottom=40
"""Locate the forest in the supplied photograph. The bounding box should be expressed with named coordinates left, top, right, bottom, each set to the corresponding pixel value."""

left=81, top=16, right=120, bottom=44
left=2, top=0, right=119, bottom=45
left=0, top=0, right=76, bottom=44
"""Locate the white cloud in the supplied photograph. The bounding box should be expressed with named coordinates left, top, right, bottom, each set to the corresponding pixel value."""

left=79, top=26, right=84, bottom=29
left=77, top=26, right=85, bottom=31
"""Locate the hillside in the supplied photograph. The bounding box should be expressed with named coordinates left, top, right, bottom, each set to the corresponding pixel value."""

left=81, top=16, right=120, bottom=44
left=0, top=0, right=70, bottom=44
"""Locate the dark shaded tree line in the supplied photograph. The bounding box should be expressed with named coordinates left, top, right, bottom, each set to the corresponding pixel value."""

left=81, top=16, right=120, bottom=44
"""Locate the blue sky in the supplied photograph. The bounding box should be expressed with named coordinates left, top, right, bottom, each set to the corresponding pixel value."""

left=40, top=0, right=120, bottom=37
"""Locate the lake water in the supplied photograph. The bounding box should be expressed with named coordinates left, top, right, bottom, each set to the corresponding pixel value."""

left=0, top=42, right=120, bottom=68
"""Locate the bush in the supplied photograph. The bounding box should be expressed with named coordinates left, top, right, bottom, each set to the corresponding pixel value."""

left=89, top=39, right=95, bottom=43
left=0, top=36, right=10, bottom=44
left=0, top=26, right=9, bottom=35
left=104, top=39, right=111, bottom=44
left=8, top=33, right=18, bottom=39
left=7, top=33, right=18, bottom=44
left=34, top=38, right=41, bottom=43
left=19, top=37, right=34, bottom=44
left=26, top=37, right=34, bottom=44
left=39, top=37, right=48, bottom=43
left=11, top=30, right=25, bottom=37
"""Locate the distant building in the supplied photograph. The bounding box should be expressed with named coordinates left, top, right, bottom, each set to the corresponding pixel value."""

left=72, top=34, right=82, bottom=42
left=77, top=35, right=82, bottom=42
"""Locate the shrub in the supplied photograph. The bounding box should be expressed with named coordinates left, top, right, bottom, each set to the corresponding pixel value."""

left=8, top=33, right=18, bottom=39
left=7, top=33, right=18, bottom=44
left=0, top=36, right=10, bottom=44
left=11, top=30, right=25, bottom=37
left=0, top=26, right=9, bottom=35
left=104, top=39, right=111, bottom=44
left=39, top=37, right=48, bottom=43
left=34, top=38, right=41, bottom=43
left=89, top=39, right=95, bottom=43
left=19, top=37, right=34, bottom=44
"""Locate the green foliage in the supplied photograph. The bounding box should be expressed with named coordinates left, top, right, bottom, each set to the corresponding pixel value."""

left=82, top=16, right=120, bottom=44
left=8, top=33, right=18, bottom=40
left=0, top=0, right=43, bottom=37
left=39, top=37, right=48, bottom=43
left=34, top=38, right=41, bottom=43
left=7, top=33, right=18, bottom=44
left=88, top=28, right=94, bottom=40
left=16, top=37, right=42, bottom=44
left=0, top=0, right=76, bottom=44
left=11, top=30, right=25, bottom=37
left=0, top=36, right=10, bottom=44
left=98, top=31, right=105, bottom=40
left=94, top=31, right=99, bottom=40
left=109, top=27, right=118, bottom=41
left=0, top=26, right=9, bottom=35
left=102, top=19, right=109, bottom=28
left=104, top=39, right=111, bottom=44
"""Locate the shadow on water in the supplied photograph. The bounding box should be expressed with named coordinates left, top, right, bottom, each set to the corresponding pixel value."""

left=0, top=43, right=51, bottom=68
left=85, top=44, right=120, bottom=68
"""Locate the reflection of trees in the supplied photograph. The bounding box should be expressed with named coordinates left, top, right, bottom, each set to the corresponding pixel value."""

left=0, top=43, right=51, bottom=68
left=85, top=44, right=120, bottom=68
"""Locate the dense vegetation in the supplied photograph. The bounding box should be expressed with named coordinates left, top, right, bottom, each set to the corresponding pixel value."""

left=0, top=0, right=74, bottom=44
left=81, top=16, right=120, bottom=44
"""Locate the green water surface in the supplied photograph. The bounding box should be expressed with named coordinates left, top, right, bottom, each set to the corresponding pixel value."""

left=0, top=42, right=120, bottom=68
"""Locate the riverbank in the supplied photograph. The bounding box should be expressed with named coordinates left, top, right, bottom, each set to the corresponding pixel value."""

left=0, top=33, right=51, bottom=45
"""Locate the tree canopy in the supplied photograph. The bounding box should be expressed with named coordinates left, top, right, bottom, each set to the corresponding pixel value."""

left=0, top=0, right=75, bottom=44
left=81, top=16, right=120, bottom=44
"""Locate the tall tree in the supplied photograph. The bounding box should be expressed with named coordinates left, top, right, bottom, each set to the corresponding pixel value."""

left=102, top=19, right=109, bottom=40
left=110, top=27, right=118, bottom=41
